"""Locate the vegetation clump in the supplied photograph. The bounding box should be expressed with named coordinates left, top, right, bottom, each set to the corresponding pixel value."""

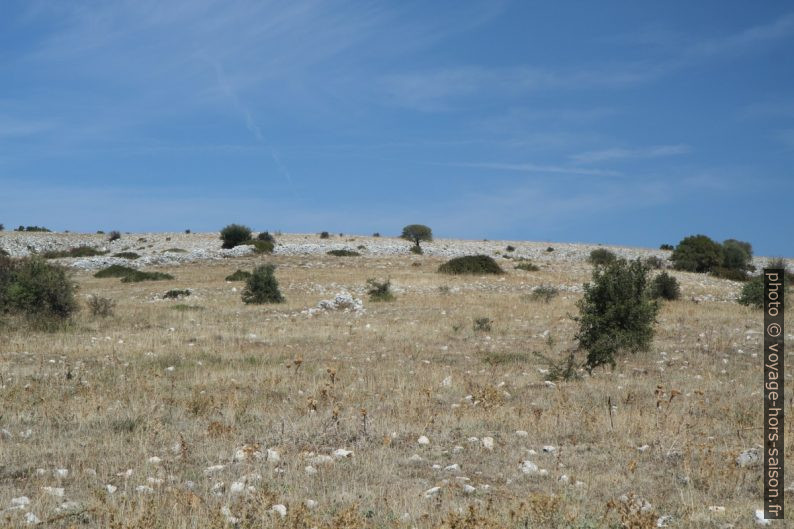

left=366, top=278, right=394, bottom=302
left=327, top=249, right=360, bottom=257
left=588, top=248, right=617, bottom=266
left=87, top=295, right=115, bottom=317
left=659, top=243, right=674, bottom=251
left=529, top=284, right=558, bottom=303
left=164, top=247, right=187, bottom=253
left=225, top=269, right=251, bottom=281
left=113, top=252, right=140, bottom=259
left=257, top=231, right=275, bottom=243
left=163, top=289, right=191, bottom=299
left=43, top=246, right=108, bottom=258
left=409, top=245, right=423, bottom=255
left=15, top=225, right=51, bottom=232
left=220, top=224, right=253, bottom=249
left=0, top=255, right=77, bottom=319
left=737, top=276, right=764, bottom=309
left=320, top=231, right=330, bottom=239
left=94, top=264, right=137, bottom=278
left=438, top=255, right=503, bottom=275
left=515, top=262, right=540, bottom=272
left=242, top=264, right=284, bottom=304
left=473, top=317, right=493, bottom=332
left=575, top=258, right=659, bottom=371
left=120, top=270, right=174, bottom=283
left=244, top=240, right=274, bottom=254
left=649, top=271, right=680, bottom=300
left=108, top=230, right=121, bottom=242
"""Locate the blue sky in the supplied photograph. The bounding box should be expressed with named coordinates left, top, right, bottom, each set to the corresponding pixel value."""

left=1, top=1, right=792, bottom=255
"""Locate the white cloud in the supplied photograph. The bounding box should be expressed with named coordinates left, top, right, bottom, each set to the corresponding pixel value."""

left=570, top=144, right=691, bottom=164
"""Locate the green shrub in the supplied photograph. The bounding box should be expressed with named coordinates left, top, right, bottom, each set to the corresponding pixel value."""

left=506, top=245, right=515, bottom=252
left=659, top=244, right=674, bottom=251
left=529, top=284, right=558, bottom=302
left=671, top=235, right=723, bottom=273
left=588, top=248, right=617, bottom=266
left=16, top=225, right=50, bottom=232
left=710, top=266, right=749, bottom=281
left=257, top=231, right=275, bottom=243
left=220, top=224, right=253, bottom=249
left=327, top=249, right=360, bottom=257
left=737, top=276, right=764, bottom=309
left=185, top=229, right=191, bottom=234
left=401, top=224, right=432, bottom=247
left=372, top=232, right=380, bottom=237
left=242, top=264, right=284, bottom=304
left=43, top=246, right=108, bottom=258
left=244, top=240, right=274, bottom=254
left=515, top=262, right=540, bottom=272
left=225, top=269, right=251, bottom=281
left=0, top=223, right=3, bottom=231
left=409, top=245, right=423, bottom=255
left=366, top=278, right=395, bottom=302
left=473, top=317, right=492, bottom=332
left=120, top=270, right=174, bottom=283
left=546, top=247, right=554, bottom=252
left=320, top=231, right=330, bottom=239
left=108, top=230, right=121, bottom=242
left=164, top=247, right=187, bottom=253
left=644, top=256, right=664, bottom=269
left=0, top=256, right=77, bottom=319
left=113, top=252, right=140, bottom=259
left=575, top=258, right=659, bottom=371
left=163, top=289, right=191, bottom=299
left=94, top=264, right=138, bottom=278
left=650, top=271, right=680, bottom=300
left=438, top=255, right=503, bottom=275
left=87, top=295, right=115, bottom=317
left=721, top=239, right=753, bottom=271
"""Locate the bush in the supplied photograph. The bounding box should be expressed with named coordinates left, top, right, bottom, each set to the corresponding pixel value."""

left=650, top=271, right=680, bottom=300
left=113, top=252, right=140, bottom=259
left=660, top=244, right=674, bottom=251
left=710, top=266, right=749, bottom=281
left=546, top=247, right=554, bottom=252
left=225, top=269, right=251, bottom=281
left=242, top=264, right=284, bottom=304
left=473, top=317, right=492, bottom=332
left=185, top=229, right=191, bottom=234
left=327, top=249, right=360, bottom=257
left=164, top=247, right=187, bottom=253
left=108, top=230, right=121, bottom=242
left=94, top=264, right=137, bottom=278
left=589, top=248, right=617, bottom=266
left=506, top=245, right=515, bottom=252
left=0, top=223, right=3, bottom=231
left=120, top=270, right=174, bottom=283
left=87, top=295, right=115, bottom=317
left=671, top=235, right=723, bottom=273
left=43, top=246, right=108, bottom=258
left=320, top=231, right=330, bottom=239
left=575, top=258, right=659, bottom=371
left=0, top=256, right=77, bottom=319
left=644, top=256, right=664, bottom=269
left=401, top=224, right=432, bottom=247
left=257, top=231, right=275, bottom=243
left=439, top=255, right=503, bottom=275
left=721, top=239, right=753, bottom=271
left=220, top=224, right=252, bottom=249
left=16, top=225, right=51, bottom=232
left=529, top=284, right=558, bottom=302
left=737, top=276, right=764, bottom=309
left=243, top=240, right=274, bottom=254
left=163, top=289, right=191, bottom=299
left=515, top=262, right=540, bottom=272
left=366, top=278, right=394, bottom=302
left=410, top=245, right=423, bottom=255
left=372, top=232, right=380, bottom=237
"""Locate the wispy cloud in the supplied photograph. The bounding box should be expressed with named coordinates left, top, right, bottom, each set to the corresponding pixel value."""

left=570, top=144, right=691, bottom=164
left=446, top=161, right=620, bottom=177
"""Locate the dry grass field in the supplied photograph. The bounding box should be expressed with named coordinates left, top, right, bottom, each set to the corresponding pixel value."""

left=0, top=249, right=790, bottom=528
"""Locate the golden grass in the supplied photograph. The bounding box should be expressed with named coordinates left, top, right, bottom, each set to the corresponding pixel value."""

left=0, top=253, right=788, bottom=528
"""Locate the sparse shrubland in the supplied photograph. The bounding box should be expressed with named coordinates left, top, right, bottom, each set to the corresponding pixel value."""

left=439, top=255, right=503, bottom=275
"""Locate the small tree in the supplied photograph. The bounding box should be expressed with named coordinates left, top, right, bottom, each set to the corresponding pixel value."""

left=737, top=276, right=764, bottom=309
left=401, top=224, right=433, bottom=248
left=575, top=258, right=659, bottom=371
left=671, top=235, right=723, bottom=273
left=242, top=264, right=284, bottom=304
left=220, top=224, right=253, bottom=249
left=721, top=239, right=752, bottom=271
